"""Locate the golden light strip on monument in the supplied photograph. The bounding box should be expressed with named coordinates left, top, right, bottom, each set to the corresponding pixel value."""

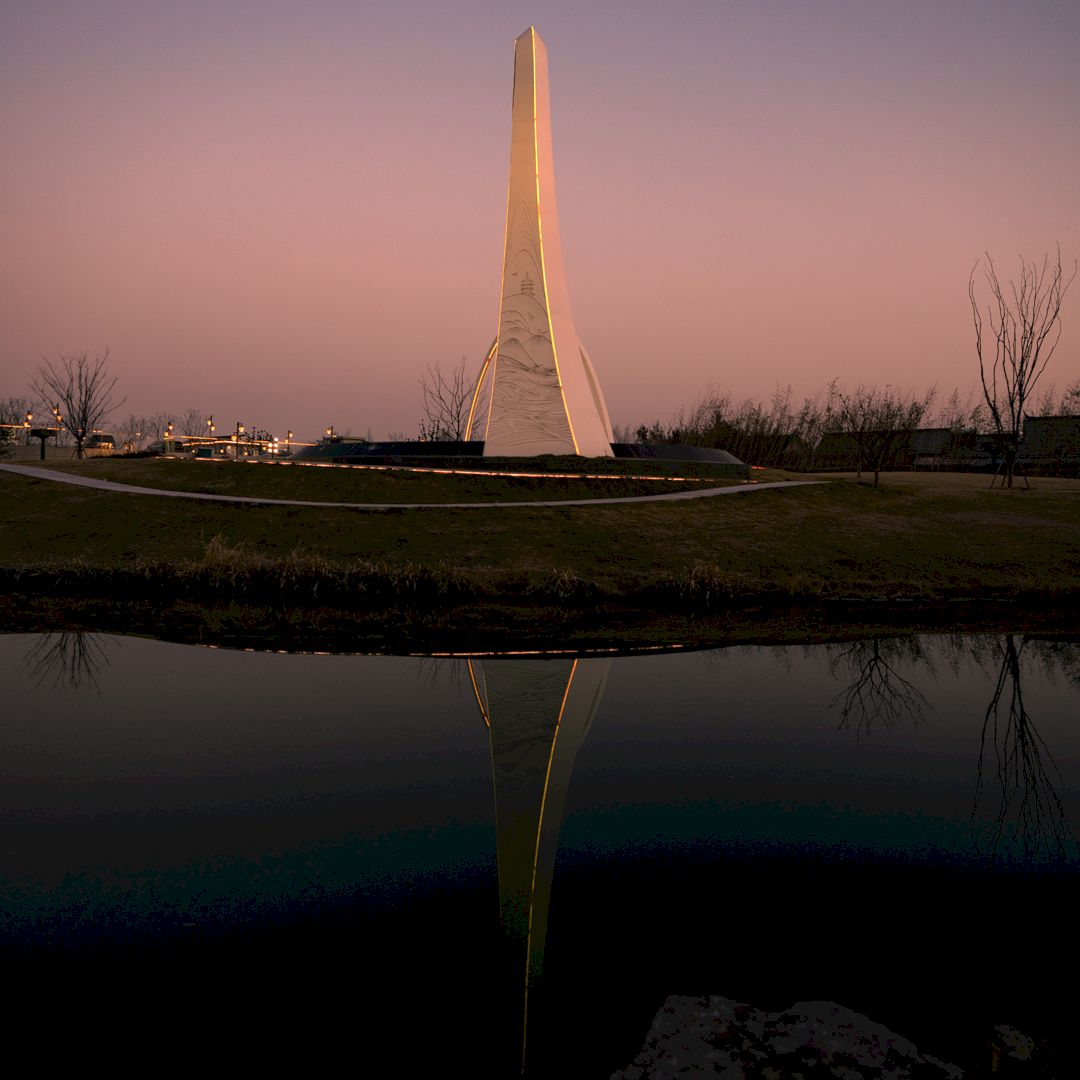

left=465, top=339, right=497, bottom=441
left=530, top=27, right=580, bottom=455
left=520, top=656, right=578, bottom=1072
left=466, top=660, right=491, bottom=728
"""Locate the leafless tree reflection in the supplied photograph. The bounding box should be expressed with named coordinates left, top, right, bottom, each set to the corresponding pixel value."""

left=413, top=655, right=466, bottom=692
left=23, top=632, right=111, bottom=694
left=971, top=634, right=1078, bottom=864
left=1026, top=637, right=1080, bottom=690
left=827, top=637, right=930, bottom=734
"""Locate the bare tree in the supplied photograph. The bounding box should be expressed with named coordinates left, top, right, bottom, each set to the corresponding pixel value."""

left=830, top=381, right=935, bottom=486
left=1033, top=381, right=1058, bottom=417
left=1062, top=380, right=1080, bottom=416
left=0, top=395, right=36, bottom=458
left=827, top=637, right=930, bottom=734
left=117, top=413, right=150, bottom=453
left=24, top=632, right=112, bottom=695
left=177, top=407, right=207, bottom=436
left=628, top=384, right=834, bottom=470
left=419, top=357, right=473, bottom=442
left=31, top=351, right=125, bottom=459
left=935, top=388, right=986, bottom=433
left=144, top=411, right=174, bottom=445
left=968, top=249, right=1077, bottom=487
left=0, top=395, right=36, bottom=426
left=971, top=635, right=1077, bottom=864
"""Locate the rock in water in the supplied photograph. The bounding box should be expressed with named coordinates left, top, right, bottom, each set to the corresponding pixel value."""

left=611, top=996, right=964, bottom=1079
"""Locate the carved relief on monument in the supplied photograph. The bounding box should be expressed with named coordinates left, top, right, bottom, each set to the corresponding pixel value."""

left=485, top=202, right=575, bottom=454
left=479, top=28, right=615, bottom=458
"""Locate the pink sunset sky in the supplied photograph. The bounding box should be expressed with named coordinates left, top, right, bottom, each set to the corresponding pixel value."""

left=2, top=0, right=1078, bottom=442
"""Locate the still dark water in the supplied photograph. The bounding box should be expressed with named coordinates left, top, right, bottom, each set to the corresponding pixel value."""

left=2, top=632, right=1078, bottom=1075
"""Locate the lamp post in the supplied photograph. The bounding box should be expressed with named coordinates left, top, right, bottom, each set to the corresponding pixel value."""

left=286, top=430, right=293, bottom=455
left=325, top=425, right=335, bottom=440
left=24, top=411, right=32, bottom=447
left=51, top=405, right=64, bottom=454
left=235, top=421, right=244, bottom=460
left=165, top=421, right=174, bottom=454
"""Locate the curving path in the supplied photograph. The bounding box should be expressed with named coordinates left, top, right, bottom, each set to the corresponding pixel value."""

left=0, top=462, right=820, bottom=509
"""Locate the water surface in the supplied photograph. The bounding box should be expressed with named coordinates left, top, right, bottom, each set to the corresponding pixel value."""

left=2, top=633, right=1077, bottom=1074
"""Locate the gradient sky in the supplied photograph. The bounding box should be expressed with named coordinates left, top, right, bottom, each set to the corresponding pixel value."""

left=3, top=0, right=1078, bottom=441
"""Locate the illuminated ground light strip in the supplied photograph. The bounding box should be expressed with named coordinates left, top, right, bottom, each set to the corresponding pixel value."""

left=199, top=457, right=747, bottom=484
left=423, top=644, right=690, bottom=658
left=196, top=643, right=693, bottom=659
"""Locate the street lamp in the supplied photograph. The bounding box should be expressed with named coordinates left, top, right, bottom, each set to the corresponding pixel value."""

left=51, top=405, right=64, bottom=453
left=325, top=425, right=335, bottom=440
left=165, top=421, right=174, bottom=453
left=24, top=411, right=32, bottom=446
left=286, top=430, right=293, bottom=455
left=235, top=421, right=244, bottom=460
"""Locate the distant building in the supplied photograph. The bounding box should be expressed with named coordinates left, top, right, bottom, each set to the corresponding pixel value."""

left=813, top=431, right=868, bottom=471
left=907, top=428, right=950, bottom=469
left=813, top=427, right=995, bottom=472
left=1020, top=415, right=1080, bottom=475
left=83, top=432, right=117, bottom=456
left=912, top=428, right=995, bottom=470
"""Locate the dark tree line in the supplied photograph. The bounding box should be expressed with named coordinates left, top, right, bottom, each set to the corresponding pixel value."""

left=623, top=382, right=936, bottom=481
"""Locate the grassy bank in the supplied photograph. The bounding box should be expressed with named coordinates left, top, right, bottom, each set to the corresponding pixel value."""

left=3, top=461, right=1079, bottom=645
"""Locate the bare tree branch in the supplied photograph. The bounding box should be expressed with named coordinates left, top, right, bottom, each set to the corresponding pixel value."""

left=178, top=408, right=208, bottom=437
left=828, top=637, right=930, bottom=734
left=30, top=351, right=125, bottom=459
left=23, top=632, right=112, bottom=695
left=418, top=357, right=474, bottom=442
left=968, top=248, right=1077, bottom=487
left=971, top=635, right=1077, bottom=864
left=829, top=381, right=935, bottom=486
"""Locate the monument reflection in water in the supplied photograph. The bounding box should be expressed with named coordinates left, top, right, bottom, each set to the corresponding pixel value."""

left=1, top=632, right=1078, bottom=1076
left=469, top=656, right=609, bottom=1070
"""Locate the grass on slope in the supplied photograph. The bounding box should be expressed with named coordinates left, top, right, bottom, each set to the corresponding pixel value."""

left=2, top=465, right=1079, bottom=609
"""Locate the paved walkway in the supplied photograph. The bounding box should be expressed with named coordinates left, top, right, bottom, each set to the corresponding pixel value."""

left=0, top=462, right=819, bottom=509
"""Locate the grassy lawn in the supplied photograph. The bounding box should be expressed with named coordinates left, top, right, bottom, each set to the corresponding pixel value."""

left=3, top=462, right=1078, bottom=610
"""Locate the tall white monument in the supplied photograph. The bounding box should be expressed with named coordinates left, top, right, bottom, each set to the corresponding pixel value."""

left=472, top=27, right=614, bottom=458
